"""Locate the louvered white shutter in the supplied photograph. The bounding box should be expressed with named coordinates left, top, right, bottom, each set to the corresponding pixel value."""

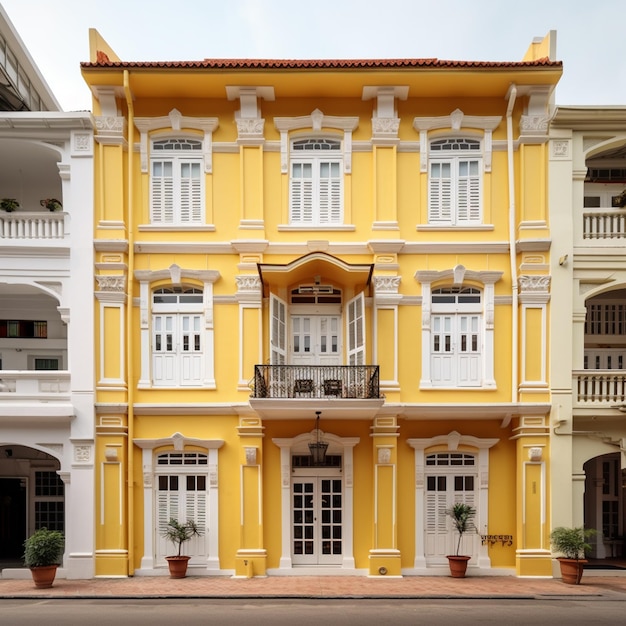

left=270, top=293, right=287, bottom=365
left=346, top=292, right=365, bottom=366
left=179, top=161, right=202, bottom=223
left=429, top=161, right=452, bottom=223
left=290, top=162, right=313, bottom=223
left=319, top=161, right=342, bottom=223
left=457, top=159, right=481, bottom=223
left=151, top=161, right=174, bottom=223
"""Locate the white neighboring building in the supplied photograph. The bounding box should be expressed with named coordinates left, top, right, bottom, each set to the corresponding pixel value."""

left=550, top=106, right=626, bottom=565
left=0, top=6, right=95, bottom=579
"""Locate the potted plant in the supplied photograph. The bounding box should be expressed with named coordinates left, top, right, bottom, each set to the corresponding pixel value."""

left=23, top=527, right=64, bottom=588
left=40, top=198, right=63, bottom=211
left=0, top=198, right=20, bottom=212
left=160, top=517, right=203, bottom=578
left=550, top=526, right=597, bottom=584
left=614, top=189, right=626, bottom=208
left=446, top=502, right=476, bottom=578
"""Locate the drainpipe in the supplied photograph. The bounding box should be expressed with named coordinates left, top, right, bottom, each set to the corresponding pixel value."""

left=506, top=84, right=518, bottom=403
left=123, top=69, right=135, bottom=576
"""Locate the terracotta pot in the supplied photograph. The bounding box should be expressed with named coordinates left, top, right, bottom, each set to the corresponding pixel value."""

left=446, top=555, right=471, bottom=578
left=557, top=557, right=586, bottom=584
left=166, top=555, right=191, bottom=578
left=30, top=565, right=58, bottom=588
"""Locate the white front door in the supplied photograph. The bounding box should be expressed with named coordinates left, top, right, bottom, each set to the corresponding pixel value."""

left=292, top=476, right=343, bottom=565
left=156, top=472, right=208, bottom=565
left=291, top=316, right=341, bottom=365
left=425, top=456, right=478, bottom=563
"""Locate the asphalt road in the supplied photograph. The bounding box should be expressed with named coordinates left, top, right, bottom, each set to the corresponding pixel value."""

left=2, top=598, right=626, bottom=625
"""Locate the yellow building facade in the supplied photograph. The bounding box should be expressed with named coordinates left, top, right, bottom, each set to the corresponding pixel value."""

left=83, top=30, right=561, bottom=578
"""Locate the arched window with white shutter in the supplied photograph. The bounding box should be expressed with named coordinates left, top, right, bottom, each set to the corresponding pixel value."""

left=150, top=137, right=204, bottom=224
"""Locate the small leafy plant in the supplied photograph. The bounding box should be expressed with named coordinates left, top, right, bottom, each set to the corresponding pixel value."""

left=161, top=518, right=203, bottom=557
left=446, top=502, right=476, bottom=556
left=0, top=198, right=20, bottom=212
left=23, top=527, right=64, bottom=568
left=550, top=526, right=596, bottom=560
left=40, top=198, right=62, bottom=211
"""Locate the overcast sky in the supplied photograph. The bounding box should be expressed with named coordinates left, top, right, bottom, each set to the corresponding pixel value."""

left=2, top=0, right=625, bottom=112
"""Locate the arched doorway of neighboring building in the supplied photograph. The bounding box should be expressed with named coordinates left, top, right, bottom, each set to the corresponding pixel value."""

left=584, top=453, right=625, bottom=563
left=0, top=445, right=63, bottom=569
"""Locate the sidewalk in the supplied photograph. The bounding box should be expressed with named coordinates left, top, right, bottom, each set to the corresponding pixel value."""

left=2, top=573, right=626, bottom=600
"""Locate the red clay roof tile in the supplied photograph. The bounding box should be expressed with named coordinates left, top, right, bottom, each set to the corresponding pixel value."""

left=82, top=56, right=561, bottom=70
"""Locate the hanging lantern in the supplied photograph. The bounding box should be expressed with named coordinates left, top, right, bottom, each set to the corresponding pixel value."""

left=308, top=411, right=328, bottom=466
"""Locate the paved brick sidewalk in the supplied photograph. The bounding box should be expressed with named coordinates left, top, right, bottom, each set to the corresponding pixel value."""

left=2, top=574, right=626, bottom=599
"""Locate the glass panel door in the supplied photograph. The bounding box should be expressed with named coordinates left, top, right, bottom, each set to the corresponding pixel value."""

left=292, top=476, right=342, bottom=565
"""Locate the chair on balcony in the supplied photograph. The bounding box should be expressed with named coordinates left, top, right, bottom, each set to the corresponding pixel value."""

left=323, top=379, right=342, bottom=397
left=294, top=379, right=314, bottom=397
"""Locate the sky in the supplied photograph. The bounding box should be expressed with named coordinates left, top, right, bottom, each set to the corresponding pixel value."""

left=2, top=0, right=625, bottom=112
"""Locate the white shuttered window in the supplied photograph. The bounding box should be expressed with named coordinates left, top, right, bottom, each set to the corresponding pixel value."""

left=151, top=138, right=203, bottom=224
left=428, top=138, right=482, bottom=225
left=290, top=138, right=343, bottom=225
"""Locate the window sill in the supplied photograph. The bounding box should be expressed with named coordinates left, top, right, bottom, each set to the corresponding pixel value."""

left=139, top=224, right=216, bottom=232
left=416, top=224, right=494, bottom=231
left=278, top=224, right=356, bottom=231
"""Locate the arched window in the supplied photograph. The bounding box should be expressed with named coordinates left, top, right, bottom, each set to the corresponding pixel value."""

left=428, top=138, right=482, bottom=225
left=150, top=138, right=204, bottom=224
left=289, top=138, right=343, bottom=225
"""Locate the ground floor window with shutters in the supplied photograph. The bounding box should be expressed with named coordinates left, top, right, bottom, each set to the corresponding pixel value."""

left=155, top=452, right=208, bottom=566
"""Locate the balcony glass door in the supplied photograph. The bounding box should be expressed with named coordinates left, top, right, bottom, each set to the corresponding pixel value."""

left=291, top=316, right=341, bottom=366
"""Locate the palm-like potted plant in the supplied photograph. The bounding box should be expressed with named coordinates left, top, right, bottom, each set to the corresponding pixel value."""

left=550, top=526, right=596, bottom=584
left=161, top=517, right=203, bottom=578
left=446, top=502, right=476, bottom=578
left=0, top=198, right=20, bottom=212
left=23, top=527, right=64, bottom=588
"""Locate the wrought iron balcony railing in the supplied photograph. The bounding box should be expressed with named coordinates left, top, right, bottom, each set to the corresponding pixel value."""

left=251, top=365, right=381, bottom=399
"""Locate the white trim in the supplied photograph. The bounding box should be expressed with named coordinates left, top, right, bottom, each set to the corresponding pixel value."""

left=273, top=431, right=359, bottom=571
left=134, top=433, right=224, bottom=573
left=407, top=432, right=498, bottom=571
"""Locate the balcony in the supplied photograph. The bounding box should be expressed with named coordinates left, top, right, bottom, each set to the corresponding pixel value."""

left=582, top=210, right=626, bottom=240
left=249, top=365, right=383, bottom=420
left=574, top=370, right=626, bottom=407
left=0, top=211, right=66, bottom=240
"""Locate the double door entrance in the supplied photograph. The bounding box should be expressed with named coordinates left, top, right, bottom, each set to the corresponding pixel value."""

left=424, top=453, right=478, bottom=562
left=292, top=475, right=343, bottom=565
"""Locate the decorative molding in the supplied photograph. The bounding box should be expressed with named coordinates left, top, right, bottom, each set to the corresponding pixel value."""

left=520, top=115, right=549, bottom=136
left=71, top=130, right=93, bottom=157
left=413, top=109, right=501, bottom=173
left=518, top=275, right=551, bottom=293
left=551, top=139, right=570, bottom=159
left=235, top=275, right=262, bottom=293
left=74, top=445, right=92, bottom=463
left=96, top=275, right=126, bottom=292
left=134, top=109, right=219, bottom=173
left=245, top=447, right=257, bottom=466
left=373, top=275, right=401, bottom=294
left=274, top=109, right=359, bottom=173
